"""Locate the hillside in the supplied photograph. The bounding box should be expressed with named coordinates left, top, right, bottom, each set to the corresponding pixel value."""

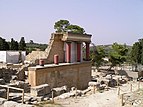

left=26, top=43, right=48, bottom=54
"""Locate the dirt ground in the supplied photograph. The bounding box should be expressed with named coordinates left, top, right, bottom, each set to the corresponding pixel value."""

left=39, top=81, right=143, bottom=107
left=55, top=88, right=120, bottom=107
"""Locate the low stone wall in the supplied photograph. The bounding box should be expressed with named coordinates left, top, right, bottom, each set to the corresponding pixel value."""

left=28, top=62, right=91, bottom=90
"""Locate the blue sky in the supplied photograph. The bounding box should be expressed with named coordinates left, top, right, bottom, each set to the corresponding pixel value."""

left=0, top=0, right=143, bottom=45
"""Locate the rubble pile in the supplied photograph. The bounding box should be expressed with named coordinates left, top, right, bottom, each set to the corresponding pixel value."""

left=89, top=68, right=131, bottom=92
left=8, top=81, right=30, bottom=92
left=0, top=66, right=28, bottom=84
left=0, top=68, right=17, bottom=84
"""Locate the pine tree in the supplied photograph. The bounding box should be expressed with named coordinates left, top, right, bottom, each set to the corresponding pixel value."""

left=108, top=43, right=128, bottom=70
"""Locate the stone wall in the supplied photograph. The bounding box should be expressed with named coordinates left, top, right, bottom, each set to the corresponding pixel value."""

left=28, top=62, right=91, bottom=90
left=45, top=33, right=64, bottom=63
left=26, top=33, right=64, bottom=64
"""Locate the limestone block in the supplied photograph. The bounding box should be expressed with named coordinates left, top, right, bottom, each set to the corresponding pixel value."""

left=88, top=81, right=100, bottom=86
left=3, top=101, right=17, bottom=107
left=53, top=86, right=67, bottom=96
left=30, top=84, right=50, bottom=97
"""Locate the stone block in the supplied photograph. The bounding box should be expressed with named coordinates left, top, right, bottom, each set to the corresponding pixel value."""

left=30, top=84, right=50, bottom=97
left=0, top=89, right=6, bottom=98
left=88, top=81, right=100, bottom=86
left=53, top=86, right=67, bottom=96
left=3, top=101, right=18, bottom=107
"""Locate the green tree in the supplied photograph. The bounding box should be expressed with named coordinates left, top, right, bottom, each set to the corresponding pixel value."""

left=131, top=42, right=141, bottom=65
left=130, top=39, right=143, bottom=71
left=67, top=25, right=85, bottom=34
left=54, top=20, right=70, bottom=32
left=10, top=38, right=15, bottom=50
left=29, top=40, right=34, bottom=44
left=10, top=38, right=18, bottom=50
left=19, top=37, right=26, bottom=51
left=0, top=37, right=9, bottom=50
left=54, top=19, right=85, bottom=34
left=14, top=41, right=19, bottom=50
left=3, top=40, right=9, bottom=50
left=139, top=39, right=143, bottom=65
left=108, top=43, right=128, bottom=70
left=90, top=43, right=106, bottom=71
left=126, top=46, right=133, bottom=65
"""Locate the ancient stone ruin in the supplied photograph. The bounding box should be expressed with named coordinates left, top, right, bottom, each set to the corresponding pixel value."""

left=0, top=32, right=92, bottom=106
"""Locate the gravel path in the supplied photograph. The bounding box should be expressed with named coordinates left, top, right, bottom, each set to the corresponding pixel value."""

left=55, top=88, right=120, bottom=107
left=54, top=81, right=143, bottom=107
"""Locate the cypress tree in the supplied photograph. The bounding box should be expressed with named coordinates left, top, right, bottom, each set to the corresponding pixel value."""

left=10, top=38, right=19, bottom=50
left=19, top=37, right=26, bottom=51
left=10, top=38, right=15, bottom=50
left=14, top=41, right=19, bottom=50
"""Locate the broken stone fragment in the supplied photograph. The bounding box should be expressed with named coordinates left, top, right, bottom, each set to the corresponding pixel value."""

left=30, top=84, right=50, bottom=97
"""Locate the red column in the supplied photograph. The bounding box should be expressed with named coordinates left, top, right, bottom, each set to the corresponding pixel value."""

left=39, top=59, right=44, bottom=66
left=86, top=42, right=90, bottom=61
left=54, top=54, right=59, bottom=64
left=77, top=43, right=81, bottom=62
left=66, top=42, right=71, bottom=63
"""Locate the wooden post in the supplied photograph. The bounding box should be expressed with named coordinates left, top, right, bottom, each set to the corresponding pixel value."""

left=118, top=87, right=120, bottom=95
left=138, top=81, right=140, bottom=90
left=52, top=89, right=54, bottom=103
left=130, top=84, right=132, bottom=92
left=93, top=85, right=95, bottom=94
left=7, top=88, right=9, bottom=100
left=121, top=94, right=124, bottom=106
left=22, top=90, right=24, bottom=103
left=75, top=88, right=77, bottom=99
left=117, top=78, right=119, bottom=87
left=106, top=83, right=109, bottom=91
